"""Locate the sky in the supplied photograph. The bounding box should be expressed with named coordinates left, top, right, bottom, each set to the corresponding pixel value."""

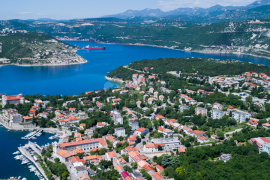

left=0, top=0, right=256, bottom=20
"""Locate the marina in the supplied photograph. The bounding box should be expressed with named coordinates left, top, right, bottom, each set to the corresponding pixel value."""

left=21, top=130, right=43, bottom=140
left=0, top=126, right=53, bottom=179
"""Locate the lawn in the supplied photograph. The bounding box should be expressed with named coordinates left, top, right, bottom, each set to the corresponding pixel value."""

left=224, top=124, right=246, bottom=133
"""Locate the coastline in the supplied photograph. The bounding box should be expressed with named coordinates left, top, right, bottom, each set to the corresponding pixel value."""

left=105, top=76, right=124, bottom=83
left=0, top=60, right=87, bottom=67
left=67, top=39, right=270, bottom=60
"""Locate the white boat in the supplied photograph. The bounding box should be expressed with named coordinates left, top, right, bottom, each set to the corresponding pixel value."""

left=184, top=47, right=192, bottom=51
left=22, top=160, right=29, bottom=164
left=15, top=155, right=23, bottom=160
left=22, top=178, right=27, bottom=180
left=18, top=176, right=21, bottom=179
left=13, top=151, right=20, bottom=155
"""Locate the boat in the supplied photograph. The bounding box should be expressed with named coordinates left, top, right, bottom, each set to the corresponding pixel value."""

left=85, top=45, right=105, bottom=50
left=22, top=178, right=27, bottom=180
left=22, top=160, right=29, bottom=164
left=184, top=47, right=192, bottom=51
left=13, top=151, right=20, bottom=155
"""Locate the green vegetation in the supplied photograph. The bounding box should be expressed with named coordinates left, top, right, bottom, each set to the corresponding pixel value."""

left=232, top=127, right=270, bottom=142
left=108, top=57, right=270, bottom=79
left=153, top=141, right=270, bottom=179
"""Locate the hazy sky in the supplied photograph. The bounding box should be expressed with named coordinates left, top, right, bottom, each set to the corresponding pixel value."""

left=0, top=0, right=256, bottom=20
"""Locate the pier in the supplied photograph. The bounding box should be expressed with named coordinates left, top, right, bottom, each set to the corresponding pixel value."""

left=18, top=142, right=48, bottom=180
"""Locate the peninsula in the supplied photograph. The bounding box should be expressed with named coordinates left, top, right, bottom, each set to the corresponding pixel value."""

left=0, top=30, right=87, bottom=67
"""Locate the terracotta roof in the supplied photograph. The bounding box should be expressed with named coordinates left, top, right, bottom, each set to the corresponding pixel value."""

left=152, top=172, right=163, bottom=180
left=68, top=156, right=85, bottom=164
left=115, top=165, right=123, bottom=170
left=128, top=151, right=140, bottom=158
left=83, top=155, right=101, bottom=161
left=193, top=130, right=202, bottom=134
left=57, top=150, right=76, bottom=158
left=59, top=138, right=107, bottom=148
left=145, top=144, right=155, bottom=148
left=262, top=123, right=270, bottom=127
left=178, top=148, right=185, bottom=153
left=107, top=151, right=117, bottom=158
left=156, top=165, right=164, bottom=171
left=4, top=95, right=22, bottom=101
left=136, top=128, right=146, bottom=132
left=142, top=164, right=153, bottom=172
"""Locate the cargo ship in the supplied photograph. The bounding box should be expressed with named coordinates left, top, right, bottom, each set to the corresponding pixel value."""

left=85, top=45, right=106, bottom=50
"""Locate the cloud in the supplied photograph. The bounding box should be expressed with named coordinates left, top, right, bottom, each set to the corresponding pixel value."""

left=158, top=0, right=255, bottom=11
left=20, top=12, right=31, bottom=14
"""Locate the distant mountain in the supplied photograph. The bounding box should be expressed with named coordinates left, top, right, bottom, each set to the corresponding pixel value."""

left=26, top=18, right=80, bottom=22
left=104, top=0, right=270, bottom=19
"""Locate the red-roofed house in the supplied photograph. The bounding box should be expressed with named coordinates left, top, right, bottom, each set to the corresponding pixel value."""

left=83, top=155, right=102, bottom=165
left=135, top=128, right=149, bottom=136
left=143, top=144, right=155, bottom=152
left=69, top=108, right=76, bottom=113
left=251, top=137, right=270, bottom=155
left=178, top=148, right=185, bottom=153
left=158, top=128, right=173, bottom=136
left=249, top=119, right=258, bottom=126
left=152, top=172, right=164, bottom=180
left=156, top=165, right=164, bottom=173
left=97, top=122, right=107, bottom=128
left=197, top=136, right=209, bottom=143
left=262, top=123, right=270, bottom=129
left=106, top=151, right=117, bottom=161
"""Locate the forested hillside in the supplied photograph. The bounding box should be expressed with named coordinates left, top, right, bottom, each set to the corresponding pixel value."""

left=107, top=57, right=270, bottom=80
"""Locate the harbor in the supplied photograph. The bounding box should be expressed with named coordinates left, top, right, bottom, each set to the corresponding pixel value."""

left=0, top=126, right=54, bottom=179
left=17, top=141, right=48, bottom=180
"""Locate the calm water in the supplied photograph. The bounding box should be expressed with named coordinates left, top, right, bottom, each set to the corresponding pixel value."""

left=1, top=41, right=270, bottom=95
left=0, top=126, right=54, bottom=179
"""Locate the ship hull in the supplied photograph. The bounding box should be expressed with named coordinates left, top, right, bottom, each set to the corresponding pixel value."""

left=85, top=47, right=106, bottom=50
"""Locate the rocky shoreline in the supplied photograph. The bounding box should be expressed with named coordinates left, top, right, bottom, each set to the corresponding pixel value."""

left=105, top=76, right=124, bottom=83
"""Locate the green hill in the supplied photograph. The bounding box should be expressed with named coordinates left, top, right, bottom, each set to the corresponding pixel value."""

left=0, top=32, right=86, bottom=66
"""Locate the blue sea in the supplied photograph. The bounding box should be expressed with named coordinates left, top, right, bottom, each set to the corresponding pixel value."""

left=0, top=41, right=270, bottom=95
left=0, top=126, right=54, bottom=179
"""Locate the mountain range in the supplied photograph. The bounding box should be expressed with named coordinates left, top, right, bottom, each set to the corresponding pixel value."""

left=104, top=0, right=270, bottom=19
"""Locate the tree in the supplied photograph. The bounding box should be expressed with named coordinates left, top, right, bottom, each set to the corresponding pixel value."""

left=41, top=148, right=46, bottom=156
left=118, top=136, right=124, bottom=141
left=62, top=171, right=68, bottom=179
left=143, top=141, right=146, bottom=145
left=131, top=162, right=137, bottom=169
left=158, top=145, right=163, bottom=151
left=123, top=165, right=132, bottom=173
left=217, top=131, right=224, bottom=140
left=136, top=136, right=141, bottom=143
left=180, top=138, right=185, bottom=144
left=161, top=154, right=172, bottom=168
left=122, top=155, right=129, bottom=162
left=246, top=96, right=253, bottom=104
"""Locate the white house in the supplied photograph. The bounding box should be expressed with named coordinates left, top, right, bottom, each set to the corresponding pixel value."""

left=129, top=118, right=139, bottom=130
left=197, top=136, right=209, bottom=143
left=135, top=128, right=149, bottom=136
left=97, top=122, right=107, bottom=128
left=158, top=128, right=173, bottom=136
left=213, top=102, right=223, bottom=110
left=114, top=127, right=126, bottom=137
left=143, top=144, right=156, bottom=152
